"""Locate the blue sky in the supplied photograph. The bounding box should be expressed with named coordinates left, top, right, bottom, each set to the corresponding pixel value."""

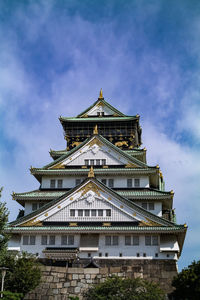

left=0, top=0, right=200, bottom=271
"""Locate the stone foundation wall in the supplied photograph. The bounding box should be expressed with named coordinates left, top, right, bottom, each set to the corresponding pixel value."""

left=25, top=260, right=177, bottom=300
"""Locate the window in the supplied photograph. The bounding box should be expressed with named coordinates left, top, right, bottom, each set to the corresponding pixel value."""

left=149, top=203, right=154, bottom=210
left=119, top=253, right=123, bottom=257
left=41, top=235, right=47, bottom=245
left=133, top=236, right=139, bottom=245
left=30, top=236, right=36, bottom=245
left=32, top=203, right=37, bottom=211
left=75, top=179, right=81, bottom=186
left=106, top=209, right=111, bottom=217
left=134, top=178, right=140, bottom=187
left=105, top=253, right=108, bottom=257
left=91, top=209, right=96, bottom=217
left=99, top=253, right=102, bottom=257
left=57, top=179, right=63, bottom=188
left=49, top=236, right=55, bottom=245
left=85, top=159, right=89, bottom=166
left=137, top=253, right=140, bottom=257
left=102, top=112, right=105, bottom=116
left=97, top=112, right=100, bottom=116
left=101, top=179, right=107, bottom=185
left=102, top=159, right=106, bottom=165
left=90, top=159, right=94, bottom=166
left=105, top=236, right=111, bottom=246
left=85, top=209, right=90, bottom=217
left=145, top=236, right=151, bottom=246
left=127, top=179, right=132, bottom=188
left=96, top=159, right=100, bottom=165
left=125, top=236, right=131, bottom=246
left=142, top=203, right=147, bottom=210
left=113, top=236, right=118, bottom=246
left=155, top=253, right=158, bottom=257
left=68, top=235, right=74, bottom=245
left=23, top=236, right=29, bottom=245
left=108, top=179, right=114, bottom=188
left=50, top=179, right=56, bottom=188
left=61, top=235, right=68, bottom=245
left=70, top=209, right=75, bottom=217
left=152, top=236, right=158, bottom=246
left=88, top=253, right=91, bottom=258
left=78, top=210, right=83, bottom=217
left=39, top=203, right=44, bottom=208
left=143, top=253, right=146, bottom=257
left=98, top=209, right=103, bottom=217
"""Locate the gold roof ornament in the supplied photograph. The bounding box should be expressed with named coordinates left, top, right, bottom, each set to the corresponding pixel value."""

left=99, top=88, right=103, bottom=99
left=93, top=124, right=98, bottom=135
left=88, top=166, right=95, bottom=178
left=170, top=190, right=174, bottom=195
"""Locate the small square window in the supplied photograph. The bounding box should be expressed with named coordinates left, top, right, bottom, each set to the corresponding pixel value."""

left=57, top=179, right=63, bottom=188
left=98, top=209, right=103, bottom=217
left=137, top=253, right=140, bottom=257
left=105, top=253, right=108, bottom=257
left=145, top=236, right=151, bottom=246
left=167, top=254, right=170, bottom=258
left=142, top=203, right=147, bottom=210
left=88, top=253, right=91, bottom=258
left=76, top=179, right=81, bottom=186
left=41, top=235, right=47, bottom=245
left=99, top=253, right=102, bottom=257
left=91, top=209, right=96, bottom=217
left=32, top=203, right=37, bottom=211
left=155, top=253, right=158, bottom=257
left=96, top=159, right=100, bottom=165
left=61, top=235, right=68, bottom=245
left=134, top=178, right=140, bottom=187
left=113, top=236, right=118, bottom=246
left=30, top=236, right=36, bottom=245
left=101, top=112, right=105, bottom=116
left=70, top=209, right=75, bottom=217
left=101, top=179, right=107, bottom=185
left=68, top=235, right=74, bottom=245
left=152, top=236, right=158, bottom=246
left=105, top=236, right=111, bottom=246
left=106, top=209, right=111, bottom=217
left=85, top=159, right=89, bottom=166
left=97, top=112, right=100, bottom=116
left=50, top=179, right=56, bottom=188
left=85, top=209, right=90, bottom=217
left=149, top=203, right=154, bottom=210
left=102, top=159, right=106, bottom=165
left=143, top=253, right=146, bottom=257
left=125, top=236, right=131, bottom=246
left=23, top=236, right=29, bottom=245
left=49, top=235, right=55, bottom=245
left=133, top=236, right=139, bottom=246
left=78, top=210, right=83, bottom=217
left=119, top=253, right=123, bottom=257
left=90, top=160, right=94, bottom=166
left=108, top=179, right=114, bottom=188
left=127, top=179, right=132, bottom=188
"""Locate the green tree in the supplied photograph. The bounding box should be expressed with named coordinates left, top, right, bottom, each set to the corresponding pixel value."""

left=0, top=188, right=9, bottom=254
left=172, top=260, right=200, bottom=300
left=84, top=276, right=165, bottom=300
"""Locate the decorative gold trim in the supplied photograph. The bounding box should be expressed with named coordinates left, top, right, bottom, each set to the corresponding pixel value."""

left=69, top=223, right=77, bottom=227
left=45, top=213, right=48, bottom=217
left=115, top=141, right=128, bottom=147
left=103, top=223, right=111, bottom=227
left=125, top=163, right=137, bottom=168
left=57, top=205, right=61, bottom=209
left=51, top=163, right=65, bottom=169
left=133, top=212, right=136, bottom=216
left=120, top=205, right=124, bottom=209
left=20, top=218, right=42, bottom=227
left=103, top=165, right=108, bottom=168
left=93, top=125, right=98, bottom=135
left=70, top=197, right=73, bottom=201
left=139, top=218, right=161, bottom=227
left=88, top=166, right=95, bottom=178
left=156, top=165, right=159, bottom=169
left=99, top=88, right=103, bottom=99
left=80, top=182, right=102, bottom=197
left=88, top=137, right=103, bottom=148
left=81, top=166, right=87, bottom=169
left=170, top=190, right=174, bottom=195
left=108, top=197, right=112, bottom=201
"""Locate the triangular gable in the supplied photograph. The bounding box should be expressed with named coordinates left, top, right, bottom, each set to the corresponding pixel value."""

left=11, top=178, right=175, bottom=228
left=77, top=98, right=126, bottom=118
left=45, top=135, right=148, bottom=170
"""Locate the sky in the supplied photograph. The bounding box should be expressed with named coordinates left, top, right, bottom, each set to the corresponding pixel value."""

left=0, top=0, right=200, bottom=271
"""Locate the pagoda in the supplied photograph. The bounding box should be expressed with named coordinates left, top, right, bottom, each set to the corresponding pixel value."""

left=8, top=90, right=187, bottom=268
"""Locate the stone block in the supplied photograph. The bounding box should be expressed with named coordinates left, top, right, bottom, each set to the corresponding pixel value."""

left=110, top=267, right=121, bottom=273
left=46, top=276, right=54, bottom=282
left=53, top=277, right=59, bottom=283
left=71, top=280, right=77, bottom=287
left=84, top=268, right=99, bottom=274
left=74, top=286, right=81, bottom=293
left=53, top=288, right=59, bottom=294
left=73, top=274, right=79, bottom=280
left=60, top=288, right=68, bottom=294
left=56, top=282, right=63, bottom=288
left=67, top=267, right=84, bottom=274
left=85, top=274, right=91, bottom=279
left=64, top=282, right=70, bottom=287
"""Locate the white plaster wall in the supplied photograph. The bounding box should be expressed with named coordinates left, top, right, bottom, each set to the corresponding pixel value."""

left=24, top=202, right=33, bottom=215
left=134, top=201, right=162, bottom=217
left=98, top=176, right=149, bottom=188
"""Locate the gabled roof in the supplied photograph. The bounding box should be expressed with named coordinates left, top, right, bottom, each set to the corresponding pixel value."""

left=40, top=134, right=151, bottom=170
left=59, top=116, right=137, bottom=123
left=10, top=177, right=178, bottom=228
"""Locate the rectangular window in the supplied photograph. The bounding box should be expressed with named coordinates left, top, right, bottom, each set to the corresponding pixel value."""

left=70, top=209, right=75, bottom=217
left=97, top=112, right=100, bottom=116
left=101, top=179, right=107, bottom=185
left=113, top=236, right=119, bottom=246
left=108, top=179, right=114, bottom=188
left=145, top=236, right=151, bottom=246
left=41, top=235, right=47, bottom=245
left=137, top=253, right=140, bottom=257
left=106, top=209, right=111, bottom=217
left=127, top=179, right=132, bottom=188
left=99, top=253, right=102, bottom=257
left=105, top=236, right=111, bottom=246
left=50, top=179, right=56, bottom=188
left=143, top=253, right=146, bottom=257
left=105, top=253, right=108, bottom=257
left=152, top=236, right=158, bottom=246
left=32, top=203, right=37, bottom=211
left=23, top=236, right=29, bottom=245
left=78, top=210, right=83, bottom=217
left=85, top=159, right=89, bottom=166
left=119, top=253, right=123, bottom=257
left=133, top=236, right=139, bottom=246
left=75, top=179, right=81, bottom=186
left=49, top=235, right=55, bottom=245
left=61, top=235, right=68, bottom=245
left=134, top=178, right=140, bottom=187
left=68, top=235, right=74, bottom=245
left=90, top=159, right=94, bottom=166
left=91, top=209, right=96, bottom=217
left=148, top=203, right=155, bottom=210
left=96, top=159, right=100, bottom=165
left=125, top=236, right=131, bottom=246
left=102, top=159, right=106, bottom=165
left=57, top=179, right=63, bottom=188
left=88, top=253, right=91, bottom=258
left=85, top=209, right=90, bottom=217
left=98, top=209, right=103, bottom=217
left=142, top=203, right=147, bottom=210
left=30, top=236, right=36, bottom=245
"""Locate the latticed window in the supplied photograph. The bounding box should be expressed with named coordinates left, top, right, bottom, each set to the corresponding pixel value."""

left=85, top=210, right=90, bottom=217
left=41, top=235, right=47, bottom=245
left=50, top=179, right=56, bottom=188
left=32, top=203, right=37, bottom=211
left=106, top=209, right=111, bottom=217
left=142, top=203, right=147, bottom=210
left=133, top=236, right=139, bottom=245
left=113, top=236, right=119, bottom=245
left=61, top=235, right=68, bottom=245
left=57, top=179, right=63, bottom=188
left=127, top=179, right=132, bottom=188
left=68, top=235, right=74, bottom=245
left=75, top=179, right=81, bottom=186
left=105, top=236, right=111, bottom=246
left=102, top=159, right=106, bottom=165
left=30, top=236, right=36, bottom=245
left=152, top=236, right=158, bottom=245
left=78, top=210, right=83, bottom=217
left=101, top=179, right=107, bottom=185
left=70, top=209, right=75, bottom=217
left=134, top=178, right=140, bottom=187
left=125, top=236, right=131, bottom=245
left=145, top=236, right=151, bottom=246
left=91, top=209, right=96, bottom=216
left=23, top=236, right=29, bottom=245
left=149, top=203, right=155, bottom=210
left=49, top=236, right=55, bottom=245
left=98, top=209, right=103, bottom=217
left=108, top=179, right=114, bottom=188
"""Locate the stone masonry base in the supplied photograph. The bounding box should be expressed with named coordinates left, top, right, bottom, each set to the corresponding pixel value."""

left=25, top=259, right=177, bottom=300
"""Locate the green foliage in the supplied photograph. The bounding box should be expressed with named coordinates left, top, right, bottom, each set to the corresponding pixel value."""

left=0, top=187, right=9, bottom=254
left=0, top=252, right=41, bottom=296
left=69, top=297, right=79, bottom=300
left=172, top=260, right=200, bottom=300
left=84, top=276, right=165, bottom=300
left=2, top=291, right=23, bottom=300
